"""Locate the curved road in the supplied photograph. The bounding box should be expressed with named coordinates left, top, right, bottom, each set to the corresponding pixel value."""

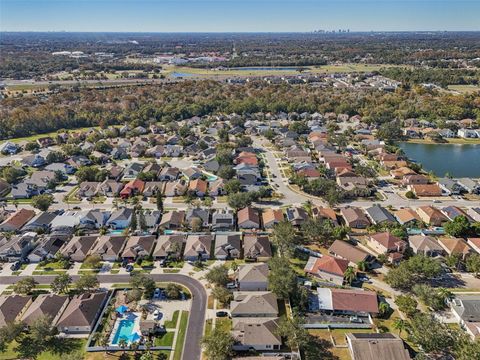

left=0, top=274, right=206, bottom=360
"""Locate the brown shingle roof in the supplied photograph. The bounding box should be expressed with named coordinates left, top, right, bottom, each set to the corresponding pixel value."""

left=331, top=288, right=379, bottom=313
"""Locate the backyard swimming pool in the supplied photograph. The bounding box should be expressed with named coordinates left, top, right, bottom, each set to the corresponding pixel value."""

left=111, top=319, right=136, bottom=345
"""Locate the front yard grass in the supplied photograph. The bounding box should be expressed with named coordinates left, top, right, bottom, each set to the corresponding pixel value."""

left=165, top=310, right=180, bottom=329
left=173, top=311, right=189, bottom=360
left=154, top=331, right=175, bottom=347
left=215, top=318, right=232, bottom=332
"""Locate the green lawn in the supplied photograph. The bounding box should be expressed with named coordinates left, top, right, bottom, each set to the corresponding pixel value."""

left=154, top=332, right=175, bottom=347
left=173, top=311, right=189, bottom=360
left=37, top=260, right=70, bottom=270
left=0, top=339, right=86, bottom=360
left=205, top=319, right=213, bottom=337
left=215, top=318, right=232, bottom=332
left=32, top=270, right=67, bottom=276
left=165, top=310, right=179, bottom=329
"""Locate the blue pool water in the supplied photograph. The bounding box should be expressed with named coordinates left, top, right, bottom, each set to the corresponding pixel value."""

left=109, top=229, right=124, bottom=235
left=111, top=319, right=135, bottom=345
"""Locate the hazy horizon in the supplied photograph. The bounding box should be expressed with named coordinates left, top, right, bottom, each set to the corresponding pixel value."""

left=1, top=0, right=479, bottom=33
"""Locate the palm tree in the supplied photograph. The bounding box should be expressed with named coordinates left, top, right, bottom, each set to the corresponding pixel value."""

left=343, top=266, right=356, bottom=285
left=357, top=260, right=367, bottom=272
left=393, top=318, right=407, bottom=336
left=437, top=287, right=454, bottom=303
left=378, top=302, right=390, bottom=318
left=99, top=334, right=109, bottom=358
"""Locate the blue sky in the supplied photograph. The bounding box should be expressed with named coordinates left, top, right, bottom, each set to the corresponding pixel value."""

left=1, top=0, right=478, bottom=32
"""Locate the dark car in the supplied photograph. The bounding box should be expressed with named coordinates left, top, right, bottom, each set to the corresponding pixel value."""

left=216, top=311, right=229, bottom=318
left=10, top=262, right=21, bottom=271
left=126, top=264, right=134, bottom=273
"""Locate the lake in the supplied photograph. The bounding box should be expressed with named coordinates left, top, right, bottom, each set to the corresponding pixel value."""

left=399, top=142, right=480, bottom=178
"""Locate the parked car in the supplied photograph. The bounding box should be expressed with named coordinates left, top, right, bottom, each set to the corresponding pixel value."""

left=125, top=264, right=134, bottom=272
left=216, top=311, right=229, bottom=318
left=10, top=262, right=21, bottom=271
left=159, top=259, right=168, bottom=268
left=153, top=288, right=162, bottom=299
left=226, top=282, right=237, bottom=289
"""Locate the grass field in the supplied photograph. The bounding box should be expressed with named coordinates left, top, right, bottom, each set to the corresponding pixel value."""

left=406, top=137, right=480, bottom=145
left=173, top=311, right=189, bottom=360
left=154, top=332, right=175, bottom=347
left=448, top=84, right=480, bottom=94
left=164, top=63, right=398, bottom=78
left=165, top=310, right=180, bottom=329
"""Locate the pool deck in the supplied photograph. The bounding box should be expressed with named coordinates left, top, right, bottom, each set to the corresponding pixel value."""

left=109, top=311, right=142, bottom=346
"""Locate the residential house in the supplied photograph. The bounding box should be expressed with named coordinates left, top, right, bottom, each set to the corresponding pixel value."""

left=21, top=294, right=69, bottom=327
left=0, top=141, right=20, bottom=155
left=89, top=235, right=128, bottom=261
left=212, top=209, right=235, bottom=231
left=27, top=235, right=68, bottom=263
left=153, top=235, right=185, bottom=260
left=408, top=184, right=443, bottom=197
left=243, top=234, right=272, bottom=261
left=182, top=167, right=203, bottom=180
left=56, top=292, right=108, bottom=334
left=0, top=295, right=33, bottom=327
left=438, top=237, right=473, bottom=260
left=122, top=162, right=144, bottom=181
left=97, top=180, right=124, bottom=197
left=304, top=255, right=349, bottom=285
left=121, top=235, right=156, bottom=260
left=77, top=182, right=100, bottom=200
left=0, top=209, right=35, bottom=232
left=286, top=206, right=309, bottom=227
left=79, top=209, right=110, bottom=231
left=346, top=333, right=411, bottom=360
left=340, top=207, right=370, bottom=229
left=106, top=208, right=133, bottom=230
left=22, top=211, right=57, bottom=233
left=262, top=209, right=284, bottom=229
left=416, top=206, right=449, bottom=226
left=442, top=206, right=472, bottom=222
left=450, top=294, right=480, bottom=339
left=215, top=233, right=242, bottom=260
left=230, top=292, right=279, bottom=318
left=368, top=233, right=407, bottom=264
left=408, top=235, right=444, bottom=257
left=49, top=210, right=84, bottom=235
left=22, top=154, right=46, bottom=168
left=438, top=178, right=466, bottom=196
left=209, top=178, right=226, bottom=196
left=138, top=210, right=161, bottom=233
left=162, top=180, right=188, bottom=197
left=232, top=318, right=281, bottom=351
left=159, top=167, right=180, bottom=181
left=364, top=205, right=397, bottom=225
left=236, top=263, right=269, bottom=291
left=185, top=208, right=210, bottom=229
left=120, top=179, right=145, bottom=199
left=312, top=207, right=338, bottom=225
left=467, top=208, right=480, bottom=222
left=467, top=238, right=480, bottom=255
left=188, top=179, right=208, bottom=197
left=0, top=232, right=37, bottom=262
left=328, top=240, right=375, bottom=268
left=314, top=287, right=378, bottom=316
left=183, top=234, right=213, bottom=261
left=402, top=174, right=429, bottom=186
left=142, top=182, right=164, bottom=197
left=238, top=207, right=261, bottom=229
left=159, top=210, right=185, bottom=230
left=394, top=208, right=422, bottom=226
left=60, top=235, right=98, bottom=262
left=457, top=178, right=480, bottom=195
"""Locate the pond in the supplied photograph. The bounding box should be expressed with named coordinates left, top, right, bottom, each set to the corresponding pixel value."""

left=399, top=142, right=480, bottom=178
